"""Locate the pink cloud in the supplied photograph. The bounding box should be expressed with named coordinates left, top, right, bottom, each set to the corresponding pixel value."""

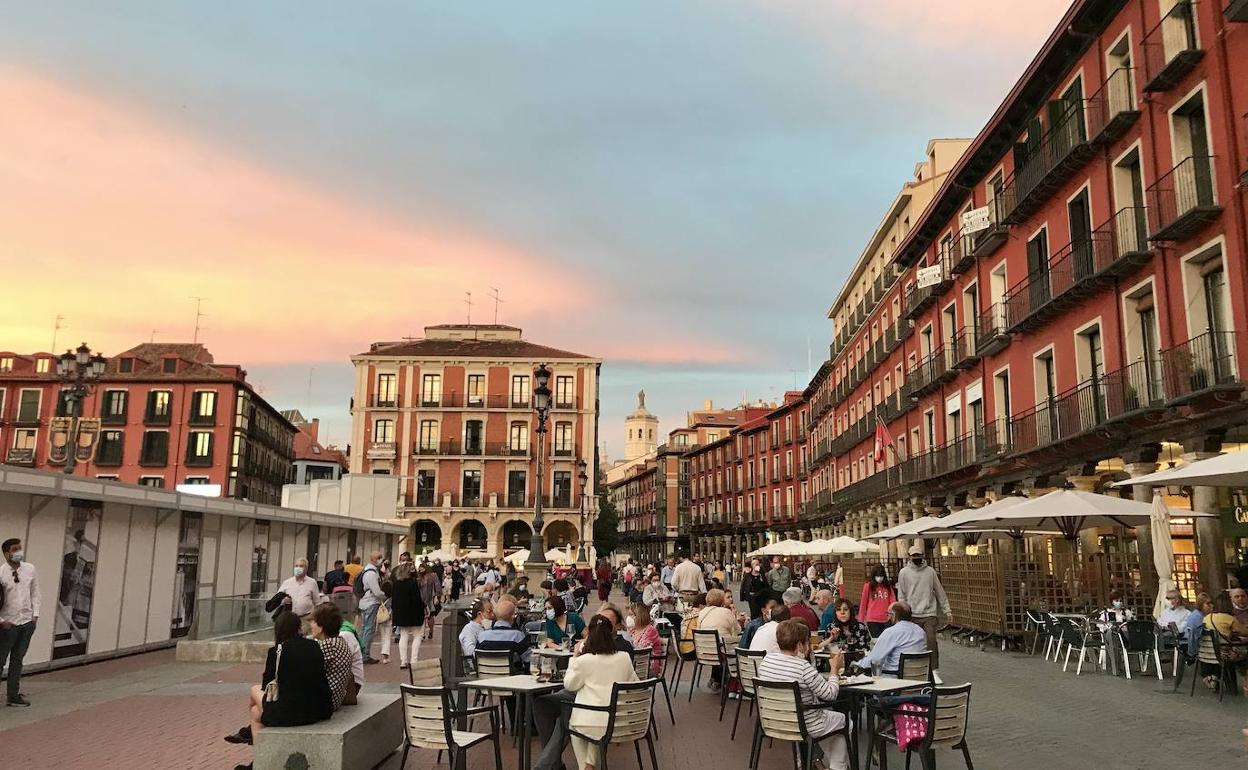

left=0, top=68, right=601, bottom=363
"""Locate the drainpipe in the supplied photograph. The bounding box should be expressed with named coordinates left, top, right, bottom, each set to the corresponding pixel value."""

left=1138, top=0, right=1177, bottom=348
left=1211, top=9, right=1248, bottom=367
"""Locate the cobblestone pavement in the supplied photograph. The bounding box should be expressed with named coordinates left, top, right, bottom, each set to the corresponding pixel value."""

left=2, top=594, right=1245, bottom=769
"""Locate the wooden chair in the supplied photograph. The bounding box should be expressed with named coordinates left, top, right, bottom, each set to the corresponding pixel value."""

left=398, top=684, right=502, bottom=770
left=563, top=679, right=660, bottom=770
left=661, top=612, right=686, bottom=694
left=688, top=628, right=727, bottom=701
left=895, top=650, right=934, bottom=682
left=474, top=650, right=516, bottom=732
left=903, top=683, right=974, bottom=770
left=631, top=647, right=675, bottom=726
left=732, top=648, right=767, bottom=741
left=749, top=679, right=849, bottom=770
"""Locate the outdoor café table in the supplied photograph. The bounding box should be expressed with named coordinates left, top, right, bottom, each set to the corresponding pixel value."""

left=833, top=676, right=930, bottom=770
left=464, top=674, right=562, bottom=770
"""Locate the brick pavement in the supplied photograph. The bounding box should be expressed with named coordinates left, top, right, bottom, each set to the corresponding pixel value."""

left=2, top=592, right=1245, bottom=768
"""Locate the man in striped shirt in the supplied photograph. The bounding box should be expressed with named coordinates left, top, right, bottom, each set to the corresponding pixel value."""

left=756, top=619, right=849, bottom=770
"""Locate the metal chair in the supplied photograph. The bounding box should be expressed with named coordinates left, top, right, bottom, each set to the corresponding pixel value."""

left=631, top=646, right=675, bottom=726
left=1188, top=629, right=1243, bottom=702
left=398, top=684, right=502, bottom=770
left=895, top=650, right=934, bottom=682
left=1120, top=620, right=1162, bottom=679
left=688, top=628, right=727, bottom=701
left=1056, top=618, right=1102, bottom=675
left=662, top=612, right=687, bottom=694
left=902, top=683, right=974, bottom=770
left=750, top=679, right=850, bottom=770
left=732, top=648, right=767, bottom=741
left=1025, top=610, right=1053, bottom=656
left=563, top=679, right=660, bottom=770
left=474, top=650, right=516, bottom=733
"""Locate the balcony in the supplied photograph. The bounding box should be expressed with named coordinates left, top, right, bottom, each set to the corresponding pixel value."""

left=945, top=230, right=975, bottom=276
left=1142, top=1, right=1203, bottom=92
left=1003, top=232, right=1107, bottom=332
left=1101, top=356, right=1167, bottom=422
left=1161, top=330, right=1242, bottom=405
left=903, top=257, right=952, bottom=321
left=1091, top=206, right=1153, bottom=280
left=905, top=433, right=984, bottom=482
left=976, top=303, right=1010, bottom=357
left=968, top=196, right=1009, bottom=259
left=903, top=346, right=956, bottom=402
left=1147, top=155, right=1220, bottom=241
left=1229, top=0, right=1248, bottom=21
left=1007, top=378, right=1104, bottom=457
left=368, top=395, right=400, bottom=408
left=1086, top=67, right=1140, bottom=146
left=948, top=326, right=978, bottom=369
left=1001, top=99, right=1094, bottom=224
left=365, top=441, right=396, bottom=459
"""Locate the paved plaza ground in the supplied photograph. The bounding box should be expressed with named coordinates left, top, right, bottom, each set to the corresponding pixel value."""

left=2, top=592, right=1245, bottom=769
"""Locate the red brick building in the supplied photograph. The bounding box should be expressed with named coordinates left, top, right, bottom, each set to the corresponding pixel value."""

left=0, top=343, right=295, bottom=504
left=806, top=0, right=1248, bottom=591
left=686, top=393, right=811, bottom=562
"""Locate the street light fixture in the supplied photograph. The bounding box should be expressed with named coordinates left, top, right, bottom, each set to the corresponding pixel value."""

left=577, top=459, right=589, bottom=564
left=52, top=342, right=107, bottom=475
left=528, top=364, right=552, bottom=578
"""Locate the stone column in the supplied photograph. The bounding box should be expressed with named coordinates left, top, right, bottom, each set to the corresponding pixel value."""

left=1123, top=458, right=1160, bottom=595
left=1184, top=448, right=1225, bottom=594
left=1066, top=468, right=1102, bottom=555
left=946, top=503, right=966, bottom=556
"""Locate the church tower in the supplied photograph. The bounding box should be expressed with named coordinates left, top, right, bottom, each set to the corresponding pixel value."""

left=624, top=390, right=659, bottom=461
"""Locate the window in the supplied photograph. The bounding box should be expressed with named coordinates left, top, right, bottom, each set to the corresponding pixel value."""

left=510, top=375, right=530, bottom=407
left=190, top=391, right=216, bottom=424
left=420, top=374, right=442, bottom=406
left=467, top=374, right=485, bottom=406
left=509, top=421, right=529, bottom=453
left=13, top=428, right=37, bottom=453
left=138, top=476, right=165, bottom=488
left=186, top=431, right=213, bottom=465
left=0, top=357, right=12, bottom=372
left=508, top=470, right=527, bottom=507
left=1078, top=324, right=1106, bottom=419
left=95, top=475, right=119, bottom=481
left=372, top=419, right=394, bottom=444
left=118, top=357, right=133, bottom=373
left=555, top=375, right=574, bottom=407
left=553, top=471, right=572, bottom=508
left=1034, top=350, right=1057, bottom=406
left=924, top=410, right=936, bottom=452
left=418, top=420, right=439, bottom=452
left=416, top=470, right=436, bottom=505
left=16, top=389, right=41, bottom=423
left=101, top=390, right=128, bottom=424
left=462, top=470, right=482, bottom=507
left=182, top=476, right=210, bottom=485
left=376, top=374, right=397, bottom=407
left=35, top=358, right=49, bottom=374
left=55, top=388, right=72, bottom=417
left=553, top=421, right=573, bottom=455
left=1112, top=146, right=1148, bottom=252
left=464, top=420, right=483, bottom=454
left=1168, top=89, right=1215, bottom=213
left=162, top=358, right=177, bottom=374
left=0, top=390, right=4, bottom=422
left=95, top=430, right=124, bottom=466
left=1026, top=228, right=1050, bottom=310
left=140, top=430, right=169, bottom=465
left=145, top=390, right=172, bottom=424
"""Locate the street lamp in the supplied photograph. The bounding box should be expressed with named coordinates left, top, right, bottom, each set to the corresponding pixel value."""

left=577, top=459, right=589, bottom=564
left=52, top=342, right=107, bottom=475
left=528, top=364, right=552, bottom=578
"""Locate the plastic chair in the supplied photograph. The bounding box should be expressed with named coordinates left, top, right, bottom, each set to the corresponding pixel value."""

left=563, top=679, right=660, bottom=770
left=750, top=679, right=850, bottom=770
left=631, top=647, right=675, bottom=726
left=474, top=650, right=516, bottom=732
left=732, top=648, right=767, bottom=741
left=688, top=628, right=727, bottom=701
left=399, top=684, right=502, bottom=770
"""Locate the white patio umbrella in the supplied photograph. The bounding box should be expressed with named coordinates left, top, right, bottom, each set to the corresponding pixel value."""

left=861, top=515, right=945, bottom=541
left=545, top=547, right=573, bottom=563
left=1150, top=491, right=1178, bottom=620
left=419, top=547, right=457, bottom=562
left=933, top=489, right=1215, bottom=540
left=1113, top=450, right=1248, bottom=488
left=503, top=549, right=530, bottom=565
left=827, top=536, right=876, bottom=554
left=461, top=550, right=494, bottom=561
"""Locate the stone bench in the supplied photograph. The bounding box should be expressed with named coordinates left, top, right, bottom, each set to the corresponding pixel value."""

left=255, top=693, right=404, bottom=770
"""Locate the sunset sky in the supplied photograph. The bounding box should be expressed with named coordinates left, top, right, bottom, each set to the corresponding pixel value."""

left=0, top=1, right=1072, bottom=454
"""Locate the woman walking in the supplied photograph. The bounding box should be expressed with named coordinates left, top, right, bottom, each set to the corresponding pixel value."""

left=858, top=564, right=897, bottom=638
left=418, top=563, right=442, bottom=640
left=391, top=562, right=427, bottom=669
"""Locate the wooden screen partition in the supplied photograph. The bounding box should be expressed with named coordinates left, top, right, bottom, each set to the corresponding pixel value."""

left=937, top=555, right=1007, bottom=638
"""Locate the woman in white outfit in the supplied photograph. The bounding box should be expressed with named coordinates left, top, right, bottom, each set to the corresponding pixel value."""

left=563, top=615, right=639, bottom=770
left=389, top=563, right=426, bottom=668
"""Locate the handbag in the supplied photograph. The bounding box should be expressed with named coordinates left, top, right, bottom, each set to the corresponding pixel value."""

left=264, top=644, right=282, bottom=703
left=377, top=601, right=392, bottom=625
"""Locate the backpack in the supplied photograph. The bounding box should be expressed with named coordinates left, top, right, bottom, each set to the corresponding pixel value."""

left=353, top=565, right=376, bottom=599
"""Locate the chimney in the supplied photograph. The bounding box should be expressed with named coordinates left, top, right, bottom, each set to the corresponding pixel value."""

left=703, top=399, right=713, bottom=410
left=309, top=418, right=320, bottom=441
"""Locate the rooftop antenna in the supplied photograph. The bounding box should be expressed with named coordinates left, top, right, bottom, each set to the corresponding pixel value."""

left=465, top=291, right=473, bottom=324
left=306, top=366, right=315, bottom=409
left=789, top=369, right=799, bottom=390
left=51, top=314, right=66, bottom=352
left=190, top=296, right=207, bottom=343
left=150, top=329, right=160, bottom=343
left=806, top=335, right=813, bottom=378
left=489, top=287, right=504, bottom=324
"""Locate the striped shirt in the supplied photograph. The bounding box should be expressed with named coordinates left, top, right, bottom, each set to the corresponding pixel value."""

left=756, top=651, right=845, bottom=737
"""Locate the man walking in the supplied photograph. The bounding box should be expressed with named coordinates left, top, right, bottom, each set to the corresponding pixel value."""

left=671, top=553, right=704, bottom=594
left=896, top=545, right=952, bottom=683
left=0, top=538, right=39, bottom=707
left=660, top=558, right=675, bottom=590
left=278, top=557, right=324, bottom=634
left=356, top=550, right=386, bottom=664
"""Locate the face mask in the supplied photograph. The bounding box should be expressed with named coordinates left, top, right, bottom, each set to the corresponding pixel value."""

left=482, top=619, right=494, bottom=629
left=9, top=551, right=23, bottom=564
left=545, top=608, right=556, bottom=620
left=874, top=576, right=885, bottom=584
left=625, top=616, right=636, bottom=629
left=1112, top=600, right=1123, bottom=609
left=911, top=557, right=923, bottom=565
left=293, top=567, right=305, bottom=578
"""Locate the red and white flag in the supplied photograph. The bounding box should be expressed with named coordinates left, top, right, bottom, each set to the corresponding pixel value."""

left=873, top=413, right=895, bottom=464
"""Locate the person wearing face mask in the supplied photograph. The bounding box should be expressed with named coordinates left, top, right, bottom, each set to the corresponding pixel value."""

left=277, top=558, right=324, bottom=635
left=896, top=545, right=951, bottom=683
left=459, top=598, right=494, bottom=658
left=1097, top=589, right=1135, bottom=629
left=1, top=538, right=39, bottom=707
left=859, top=564, right=897, bottom=638
left=740, top=559, right=765, bottom=619
left=643, top=573, right=673, bottom=607
left=757, top=620, right=849, bottom=770
left=542, top=595, right=586, bottom=648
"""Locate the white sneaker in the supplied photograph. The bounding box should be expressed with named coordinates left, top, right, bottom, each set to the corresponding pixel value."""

left=932, top=670, right=944, bottom=685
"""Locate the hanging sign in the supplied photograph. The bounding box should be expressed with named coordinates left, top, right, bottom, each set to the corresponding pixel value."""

left=961, top=205, right=992, bottom=234
left=916, top=264, right=943, bottom=288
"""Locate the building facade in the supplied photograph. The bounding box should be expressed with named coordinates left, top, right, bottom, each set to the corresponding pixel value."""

left=624, top=390, right=659, bottom=461
left=348, top=324, right=601, bottom=558
left=0, top=343, right=295, bottom=504
left=282, top=410, right=349, bottom=485
left=805, top=0, right=1248, bottom=592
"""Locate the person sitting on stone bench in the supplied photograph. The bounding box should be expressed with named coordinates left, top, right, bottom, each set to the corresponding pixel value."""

left=225, top=611, right=333, bottom=770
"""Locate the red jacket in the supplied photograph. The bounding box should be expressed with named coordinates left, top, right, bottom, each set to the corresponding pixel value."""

left=859, top=582, right=896, bottom=624
left=790, top=602, right=821, bottom=631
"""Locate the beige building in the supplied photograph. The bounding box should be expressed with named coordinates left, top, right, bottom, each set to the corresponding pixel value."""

left=624, top=390, right=659, bottom=460
left=349, top=324, right=601, bottom=558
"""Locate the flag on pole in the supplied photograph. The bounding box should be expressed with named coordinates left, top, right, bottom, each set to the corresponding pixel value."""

left=873, top=410, right=895, bottom=464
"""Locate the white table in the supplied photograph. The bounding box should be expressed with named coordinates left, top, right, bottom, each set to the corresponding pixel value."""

left=463, top=675, right=563, bottom=770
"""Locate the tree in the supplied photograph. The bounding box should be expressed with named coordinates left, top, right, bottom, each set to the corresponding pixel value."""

left=593, top=490, right=621, bottom=557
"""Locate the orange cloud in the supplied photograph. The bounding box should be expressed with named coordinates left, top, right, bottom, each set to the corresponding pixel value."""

left=0, top=67, right=598, bottom=363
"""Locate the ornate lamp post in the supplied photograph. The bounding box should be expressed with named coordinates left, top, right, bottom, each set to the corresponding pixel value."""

left=576, top=459, right=589, bottom=564
left=527, top=364, right=552, bottom=579
left=52, top=342, right=107, bottom=475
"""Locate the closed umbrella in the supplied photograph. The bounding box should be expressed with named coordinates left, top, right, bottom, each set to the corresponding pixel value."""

left=1150, top=491, right=1178, bottom=620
